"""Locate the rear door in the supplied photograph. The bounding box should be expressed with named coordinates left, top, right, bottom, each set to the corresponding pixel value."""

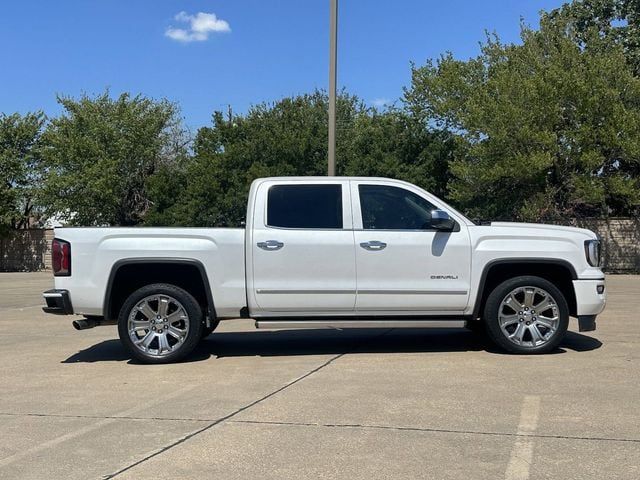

left=248, top=180, right=356, bottom=315
left=351, top=181, right=471, bottom=314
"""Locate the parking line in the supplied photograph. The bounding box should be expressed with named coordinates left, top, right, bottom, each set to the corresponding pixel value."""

left=505, top=395, right=541, bottom=480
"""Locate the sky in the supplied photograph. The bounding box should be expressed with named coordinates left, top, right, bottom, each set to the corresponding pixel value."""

left=0, top=0, right=566, bottom=129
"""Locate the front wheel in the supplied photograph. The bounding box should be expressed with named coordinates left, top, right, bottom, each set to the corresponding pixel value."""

left=118, top=283, right=204, bottom=364
left=484, top=276, right=569, bottom=354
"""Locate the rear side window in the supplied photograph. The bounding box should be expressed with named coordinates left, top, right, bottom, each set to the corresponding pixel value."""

left=359, top=184, right=436, bottom=230
left=267, top=184, right=343, bottom=229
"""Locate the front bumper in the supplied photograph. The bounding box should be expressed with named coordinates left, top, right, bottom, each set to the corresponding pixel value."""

left=573, top=279, right=606, bottom=331
left=42, top=289, right=74, bottom=315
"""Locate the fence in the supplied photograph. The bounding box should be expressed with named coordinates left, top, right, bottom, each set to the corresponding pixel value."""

left=0, top=219, right=638, bottom=272
left=0, top=229, right=53, bottom=272
left=565, top=218, right=640, bottom=273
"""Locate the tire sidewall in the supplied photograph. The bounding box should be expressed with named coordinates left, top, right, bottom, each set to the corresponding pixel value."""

left=118, top=283, right=204, bottom=364
left=484, top=276, right=569, bottom=354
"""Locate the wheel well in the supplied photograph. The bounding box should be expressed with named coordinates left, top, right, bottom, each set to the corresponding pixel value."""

left=105, top=261, right=213, bottom=321
left=475, top=262, right=577, bottom=318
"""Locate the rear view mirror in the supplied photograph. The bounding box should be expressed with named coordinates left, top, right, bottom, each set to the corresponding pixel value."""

left=430, top=209, right=455, bottom=231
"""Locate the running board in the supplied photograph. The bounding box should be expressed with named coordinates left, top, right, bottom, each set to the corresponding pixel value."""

left=254, top=319, right=466, bottom=330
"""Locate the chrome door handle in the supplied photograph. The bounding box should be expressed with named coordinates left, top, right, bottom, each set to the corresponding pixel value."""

left=360, top=240, right=387, bottom=251
left=257, top=240, right=284, bottom=251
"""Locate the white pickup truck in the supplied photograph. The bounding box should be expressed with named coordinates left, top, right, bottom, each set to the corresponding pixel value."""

left=42, top=177, right=606, bottom=363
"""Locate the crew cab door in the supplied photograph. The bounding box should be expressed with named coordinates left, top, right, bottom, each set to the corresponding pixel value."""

left=247, top=180, right=356, bottom=315
left=351, top=181, right=471, bottom=313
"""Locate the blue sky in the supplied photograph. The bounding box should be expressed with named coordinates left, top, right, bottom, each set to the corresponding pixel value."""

left=1, top=0, right=565, bottom=129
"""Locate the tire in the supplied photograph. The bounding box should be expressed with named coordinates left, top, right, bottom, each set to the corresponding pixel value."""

left=201, top=320, right=220, bottom=340
left=484, top=275, right=569, bottom=354
left=118, top=283, right=204, bottom=364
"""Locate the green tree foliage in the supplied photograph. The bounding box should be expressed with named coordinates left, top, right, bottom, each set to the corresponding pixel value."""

left=342, top=109, right=454, bottom=200
left=0, top=112, right=45, bottom=235
left=40, top=91, right=184, bottom=226
left=404, top=15, right=640, bottom=221
left=145, top=91, right=455, bottom=226
left=545, top=0, right=640, bottom=74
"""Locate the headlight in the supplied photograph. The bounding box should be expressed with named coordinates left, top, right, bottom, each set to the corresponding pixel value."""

left=584, top=239, right=601, bottom=267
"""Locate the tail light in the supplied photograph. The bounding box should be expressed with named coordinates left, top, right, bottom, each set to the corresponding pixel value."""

left=52, top=238, right=71, bottom=276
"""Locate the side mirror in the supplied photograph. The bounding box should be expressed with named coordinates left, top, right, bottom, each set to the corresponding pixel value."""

left=430, top=209, right=455, bottom=231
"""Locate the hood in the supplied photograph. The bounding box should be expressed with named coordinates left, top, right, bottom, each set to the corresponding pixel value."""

left=489, top=222, right=597, bottom=239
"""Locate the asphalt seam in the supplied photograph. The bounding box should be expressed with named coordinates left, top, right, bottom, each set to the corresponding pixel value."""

left=0, top=412, right=212, bottom=422
left=102, top=352, right=346, bottom=479
left=102, top=328, right=396, bottom=479
left=228, top=419, right=640, bottom=444
left=6, top=411, right=635, bottom=446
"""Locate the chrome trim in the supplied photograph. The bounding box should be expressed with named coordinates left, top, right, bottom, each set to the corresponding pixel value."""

left=360, top=240, right=387, bottom=251
left=256, top=289, right=468, bottom=295
left=257, top=240, right=284, bottom=251
left=255, top=320, right=466, bottom=329
left=43, top=292, right=64, bottom=298
left=256, top=289, right=356, bottom=294
left=358, top=289, right=468, bottom=295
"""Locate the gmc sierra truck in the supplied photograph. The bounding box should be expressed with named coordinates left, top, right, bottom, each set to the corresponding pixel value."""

left=42, top=177, right=606, bottom=363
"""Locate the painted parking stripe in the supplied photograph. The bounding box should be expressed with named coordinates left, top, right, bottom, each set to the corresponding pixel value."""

left=505, top=395, right=541, bottom=480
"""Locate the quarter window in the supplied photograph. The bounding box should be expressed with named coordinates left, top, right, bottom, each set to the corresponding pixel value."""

left=267, top=185, right=343, bottom=229
left=359, top=185, right=436, bottom=230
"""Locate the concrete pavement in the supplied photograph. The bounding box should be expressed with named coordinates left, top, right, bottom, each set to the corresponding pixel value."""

left=0, top=272, right=638, bottom=479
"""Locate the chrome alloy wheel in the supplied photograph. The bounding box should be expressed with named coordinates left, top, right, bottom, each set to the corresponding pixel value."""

left=498, top=286, right=560, bottom=348
left=127, top=294, right=190, bottom=357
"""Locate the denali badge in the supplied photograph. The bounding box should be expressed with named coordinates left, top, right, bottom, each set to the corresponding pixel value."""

left=431, top=275, right=459, bottom=280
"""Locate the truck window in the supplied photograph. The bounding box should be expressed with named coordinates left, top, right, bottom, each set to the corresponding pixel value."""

left=267, top=184, right=343, bottom=229
left=359, top=184, right=436, bottom=230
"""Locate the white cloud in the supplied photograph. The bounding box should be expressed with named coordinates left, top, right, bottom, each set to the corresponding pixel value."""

left=371, top=98, right=391, bottom=107
left=165, top=11, right=230, bottom=43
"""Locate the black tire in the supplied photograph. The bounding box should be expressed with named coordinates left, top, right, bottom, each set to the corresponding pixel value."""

left=484, top=275, right=569, bottom=354
left=118, top=283, right=204, bottom=364
left=201, top=320, right=220, bottom=340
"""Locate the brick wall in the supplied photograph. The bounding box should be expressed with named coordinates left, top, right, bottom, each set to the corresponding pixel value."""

left=562, top=218, right=640, bottom=273
left=0, top=229, right=53, bottom=272
left=0, top=220, right=638, bottom=272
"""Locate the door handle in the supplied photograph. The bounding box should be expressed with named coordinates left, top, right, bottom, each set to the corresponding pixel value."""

left=360, top=240, right=387, bottom=251
left=257, top=240, right=284, bottom=251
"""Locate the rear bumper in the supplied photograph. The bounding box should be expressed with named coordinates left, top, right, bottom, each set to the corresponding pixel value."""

left=42, top=289, right=74, bottom=315
left=573, top=279, right=606, bottom=330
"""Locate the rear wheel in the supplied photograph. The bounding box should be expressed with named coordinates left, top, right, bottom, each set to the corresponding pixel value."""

left=484, top=276, right=568, bottom=354
left=118, top=283, right=203, bottom=364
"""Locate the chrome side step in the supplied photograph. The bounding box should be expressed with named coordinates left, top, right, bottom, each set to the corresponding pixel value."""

left=254, top=319, right=466, bottom=330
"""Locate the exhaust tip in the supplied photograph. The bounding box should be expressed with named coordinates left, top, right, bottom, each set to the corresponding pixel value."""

left=72, top=319, right=94, bottom=330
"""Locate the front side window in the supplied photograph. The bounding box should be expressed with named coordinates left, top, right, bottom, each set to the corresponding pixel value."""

left=359, top=184, right=436, bottom=230
left=267, top=184, right=343, bottom=229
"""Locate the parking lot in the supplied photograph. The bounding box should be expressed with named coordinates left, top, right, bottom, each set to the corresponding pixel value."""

left=0, top=272, right=638, bottom=479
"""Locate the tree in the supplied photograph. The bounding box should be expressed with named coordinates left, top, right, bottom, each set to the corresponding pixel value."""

left=144, top=91, right=456, bottom=227
left=40, top=91, right=184, bottom=226
left=147, top=91, right=365, bottom=227
left=0, top=112, right=45, bottom=235
left=545, top=0, right=640, bottom=75
left=342, top=109, right=454, bottom=200
left=404, top=16, right=640, bottom=221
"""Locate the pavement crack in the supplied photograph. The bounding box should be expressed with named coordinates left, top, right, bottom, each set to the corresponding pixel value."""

left=0, top=412, right=211, bottom=423
left=103, top=328, right=395, bottom=479
left=103, top=352, right=346, bottom=479
left=228, top=419, right=640, bottom=445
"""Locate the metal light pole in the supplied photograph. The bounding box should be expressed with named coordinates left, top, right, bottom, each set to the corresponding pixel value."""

left=327, top=0, right=338, bottom=176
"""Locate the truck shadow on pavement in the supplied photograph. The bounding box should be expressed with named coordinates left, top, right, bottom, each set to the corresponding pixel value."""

left=62, top=329, right=602, bottom=364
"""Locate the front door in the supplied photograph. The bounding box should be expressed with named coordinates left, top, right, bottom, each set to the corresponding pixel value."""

left=249, top=180, right=356, bottom=314
left=351, top=181, right=471, bottom=313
